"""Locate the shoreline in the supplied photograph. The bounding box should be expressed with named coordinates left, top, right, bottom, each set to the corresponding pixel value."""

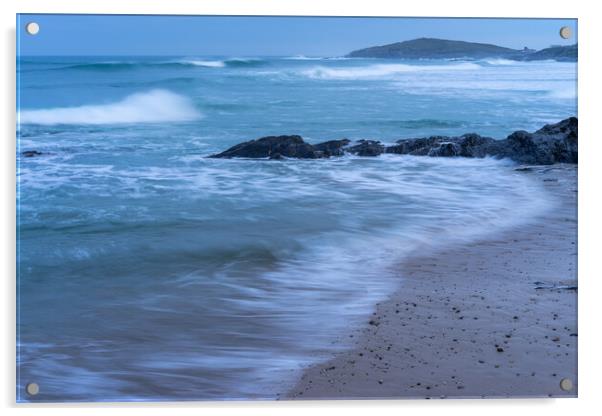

left=287, top=164, right=577, bottom=400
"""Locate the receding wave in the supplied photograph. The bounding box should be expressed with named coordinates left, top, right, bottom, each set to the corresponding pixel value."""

left=301, top=62, right=481, bottom=79
left=19, top=90, right=202, bottom=125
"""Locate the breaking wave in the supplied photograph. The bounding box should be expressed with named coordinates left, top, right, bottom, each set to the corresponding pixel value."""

left=301, top=62, right=481, bottom=79
left=56, top=58, right=266, bottom=71
left=19, top=90, right=202, bottom=125
left=284, top=55, right=354, bottom=61
left=175, top=58, right=265, bottom=68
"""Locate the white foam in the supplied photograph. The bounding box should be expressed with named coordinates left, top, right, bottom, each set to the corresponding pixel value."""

left=19, top=90, right=202, bottom=125
left=284, top=55, right=324, bottom=60
left=175, top=57, right=263, bottom=67
left=547, top=86, right=577, bottom=100
left=301, top=62, right=481, bottom=80
left=285, top=55, right=351, bottom=61
left=179, top=60, right=225, bottom=67
left=226, top=57, right=261, bottom=63
left=482, top=58, right=517, bottom=66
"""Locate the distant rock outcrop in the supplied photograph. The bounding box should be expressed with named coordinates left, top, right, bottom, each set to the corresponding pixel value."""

left=522, top=44, right=577, bottom=62
left=209, top=117, right=577, bottom=165
left=346, top=37, right=577, bottom=62
left=347, top=38, right=520, bottom=59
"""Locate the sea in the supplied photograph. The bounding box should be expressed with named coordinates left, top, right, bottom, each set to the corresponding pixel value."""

left=16, top=56, right=577, bottom=401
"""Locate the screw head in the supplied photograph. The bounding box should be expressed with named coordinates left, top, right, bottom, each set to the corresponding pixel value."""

left=559, top=26, right=571, bottom=40
left=26, top=382, right=39, bottom=396
left=559, top=378, right=573, bottom=391
left=25, top=22, right=40, bottom=35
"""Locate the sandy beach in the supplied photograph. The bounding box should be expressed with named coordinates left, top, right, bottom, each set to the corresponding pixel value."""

left=288, top=164, right=577, bottom=400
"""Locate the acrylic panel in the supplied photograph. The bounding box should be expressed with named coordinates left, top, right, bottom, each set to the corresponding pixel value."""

left=16, top=14, right=578, bottom=402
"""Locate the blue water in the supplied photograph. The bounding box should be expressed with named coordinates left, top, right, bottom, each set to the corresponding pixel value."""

left=17, top=56, right=576, bottom=401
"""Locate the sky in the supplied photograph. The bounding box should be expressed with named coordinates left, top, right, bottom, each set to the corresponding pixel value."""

left=17, top=14, right=577, bottom=56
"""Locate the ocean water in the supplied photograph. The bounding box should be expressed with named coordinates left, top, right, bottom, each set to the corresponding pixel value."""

left=17, top=56, right=576, bottom=401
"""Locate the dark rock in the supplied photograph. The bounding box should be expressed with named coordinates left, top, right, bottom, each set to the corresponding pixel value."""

left=386, top=134, right=495, bottom=158
left=208, top=117, right=577, bottom=165
left=209, top=135, right=326, bottom=159
left=456, top=133, right=496, bottom=157
left=535, top=116, right=578, bottom=138
left=347, top=140, right=385, bottom=157
left=313, top=139, right=351, bottom=157
left=428, top=142, right=461, bottom=157
left=487, top=118, right=578, bottom=164
left=386, top=136, right=445, bottom=155
left=386, top=118, right=577, bottom=164
left=487, top=130, right=547, bottom=164
left=21, top=150, right=43, bottom=158
left=534, top=117, right=578, bottom=164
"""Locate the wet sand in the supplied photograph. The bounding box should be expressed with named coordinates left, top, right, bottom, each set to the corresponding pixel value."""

left=288, top=164, right=577, bottom=400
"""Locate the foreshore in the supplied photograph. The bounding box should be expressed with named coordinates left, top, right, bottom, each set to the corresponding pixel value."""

left=288, top=164, right=577, bottom=400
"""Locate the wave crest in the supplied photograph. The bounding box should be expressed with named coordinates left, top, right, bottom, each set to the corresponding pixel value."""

left=301, top=62, right=480, bottom=79
left=175, top=58, right=264, bottom=67
left=54, top=58, right=265, bottom=71
left=19, top=90, right=202, bottom=125
left=481, top=59, right=517, bottom=66
left=179, top=60, right=226, bottom=68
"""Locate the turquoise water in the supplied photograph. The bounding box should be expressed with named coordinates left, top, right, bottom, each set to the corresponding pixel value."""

left=17, top=56, right=576, bottom=401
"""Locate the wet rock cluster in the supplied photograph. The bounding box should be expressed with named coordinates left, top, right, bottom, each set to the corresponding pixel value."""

left=209, top=117, right=577, bottom=165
